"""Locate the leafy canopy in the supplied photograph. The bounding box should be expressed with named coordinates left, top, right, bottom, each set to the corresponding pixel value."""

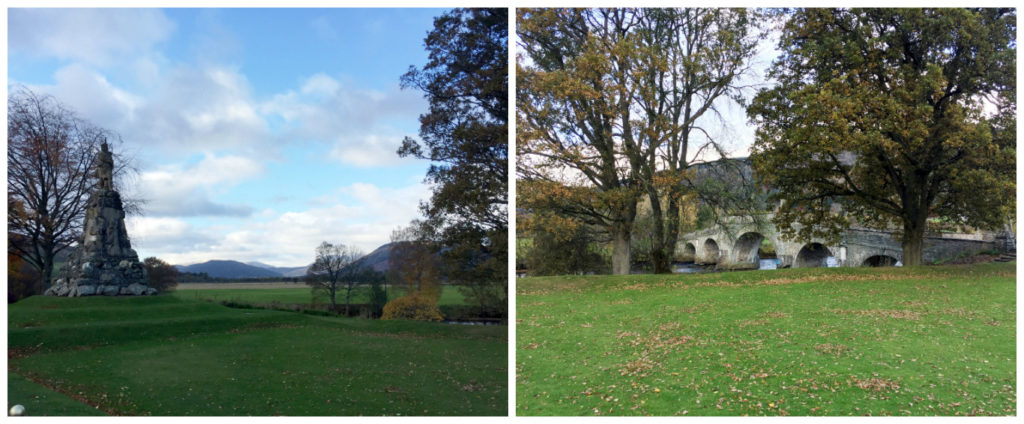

left=748, top=8, right=1015, bottom=264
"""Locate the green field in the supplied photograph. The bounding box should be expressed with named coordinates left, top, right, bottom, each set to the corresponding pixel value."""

left=517, top=262, right=1015, bottom=416
left=171, top=284, right=468, bottom=306
left=8, top=295, right=506, bottom=416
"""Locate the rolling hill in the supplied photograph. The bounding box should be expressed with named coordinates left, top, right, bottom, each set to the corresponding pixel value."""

left=175, top=243, right=396, bottom=280
left=175, top=260, right=285, bottom=279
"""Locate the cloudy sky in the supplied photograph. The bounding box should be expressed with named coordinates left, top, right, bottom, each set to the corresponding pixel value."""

left=8, top=8, right=446, bottom=266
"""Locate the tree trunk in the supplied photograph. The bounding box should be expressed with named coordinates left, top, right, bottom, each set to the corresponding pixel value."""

left=41, top=252, right=55, bottom=290
left=611, top=222, right=632, bottom=275
left=902, top=219, right=926, bottom=266
left=329, top=285, right=338, bottom=313
left=647, top=189, right=672, bottom=274
left=345, top=286, right=352, bottom=316
left=651, top=195, right=683, bottom=274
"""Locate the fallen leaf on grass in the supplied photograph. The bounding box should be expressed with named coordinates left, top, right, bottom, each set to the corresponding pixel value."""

left=814, top=343, right=853, bottom=357
left=851, top=376, right=901, bottom=392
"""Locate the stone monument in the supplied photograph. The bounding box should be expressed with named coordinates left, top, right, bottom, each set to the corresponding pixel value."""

left=45, top=141, right=155, bottom=297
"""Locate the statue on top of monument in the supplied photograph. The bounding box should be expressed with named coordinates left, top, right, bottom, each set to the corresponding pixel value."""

left=96, top=140, right=114, bottom=190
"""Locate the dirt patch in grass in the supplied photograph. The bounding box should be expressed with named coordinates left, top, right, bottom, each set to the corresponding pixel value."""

left=610, top=299, right=634, bottom=305
left=764, top=311, right=790, bottom=318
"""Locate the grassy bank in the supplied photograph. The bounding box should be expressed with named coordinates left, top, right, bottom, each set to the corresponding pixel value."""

left=516, top=262, right=1015, bottom=416
left=8, top=295, right=506, bottom=416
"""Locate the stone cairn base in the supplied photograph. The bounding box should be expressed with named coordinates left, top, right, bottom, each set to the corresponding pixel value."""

left=45, top=186, right=156, bottom=297
left=45, top=249, right=156, bottom=297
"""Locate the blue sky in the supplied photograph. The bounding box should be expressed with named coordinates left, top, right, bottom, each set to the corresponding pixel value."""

left=8, top=8, right=448, bottom=266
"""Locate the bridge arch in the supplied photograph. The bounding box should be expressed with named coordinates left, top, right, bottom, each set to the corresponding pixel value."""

left=680, top=242, right=696, bottom=262
left=795, top=243, right=832, bottom=268
left=702, top=238, right=720, bottom=264
left=731, top=232, right=766, bottom=269
left=862, top=254, right=899, bottom=267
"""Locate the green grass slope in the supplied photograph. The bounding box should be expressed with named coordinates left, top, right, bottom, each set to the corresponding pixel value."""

left=516, top=262, right=1015, bottom=416
left=9, top=295, right=506, bottom=416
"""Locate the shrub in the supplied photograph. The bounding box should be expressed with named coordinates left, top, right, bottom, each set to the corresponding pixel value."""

left=381, top=292, right=444, bottom=321
left=143, top=257, right=179, bottom=292
left=368, top=280, right=388, bottom=318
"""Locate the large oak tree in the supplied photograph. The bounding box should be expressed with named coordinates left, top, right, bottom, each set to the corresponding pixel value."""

left=748, top=8, right=1016, bottom=266
left=518, top=8, right=765, bottom=274
left=398, top=8, right=507, bottom=314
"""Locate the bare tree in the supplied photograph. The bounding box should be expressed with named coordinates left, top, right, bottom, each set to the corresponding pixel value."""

left=306, top=241, right=363, bottom=314
left=7, top=87, right=140, bottom=289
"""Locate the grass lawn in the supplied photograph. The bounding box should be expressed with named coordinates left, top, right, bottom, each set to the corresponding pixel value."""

left=516, top=262, right=1015, bottom=416
left=8, top=295, right=506, bottom=416
left=171, top=285, right=468, bottom=306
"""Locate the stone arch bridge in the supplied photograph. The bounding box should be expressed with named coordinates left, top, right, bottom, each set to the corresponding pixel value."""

left=676, top=214, right=1012, bottom=269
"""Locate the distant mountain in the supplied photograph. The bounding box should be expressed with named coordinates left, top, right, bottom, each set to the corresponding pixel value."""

left=175, top=243, right=396, bottom=280
left=246, top=261, right=308, bottom=277
left=349, top=243, right=394, bottom=274
left=176, top=260, right=284, bottom=279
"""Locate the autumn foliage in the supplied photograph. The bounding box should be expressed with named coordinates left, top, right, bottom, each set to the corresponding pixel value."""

left=382, top=292, right=445, bottom=321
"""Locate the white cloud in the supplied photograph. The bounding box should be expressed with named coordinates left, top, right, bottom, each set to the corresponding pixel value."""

left=130, top=65, right=268, bottom=154
left=261, top=73, right=426, bottom=167
left=37, top=64, right=143, bottom=129
left=126, top=217, right=218, bottom=264
left=8, top=9, right=174, bottom=67
left=129, top=181, right=430, bottom=267
left=21, top=63, right=273, bottom=158
left=301, top=73, right=340, bottom=96
left=138, top=154, right=264, bottom=217
left=329, top=133, right=410, bottom=167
